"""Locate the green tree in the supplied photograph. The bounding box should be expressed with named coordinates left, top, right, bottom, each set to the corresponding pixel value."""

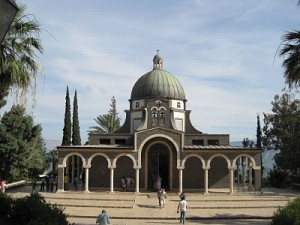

left=46, top=149, right=58, bottom=175
left=0, top=105, right=46, bottom=181
left=62, top=86, right=71, bottom=146
left=72, top=90, right=81, bottom=145
left=0, top=4, right=43, bottom=108
left=263, top=93, right=300, bottom=171
left=256, top=114, right=262, bottom=148
left=89, top=96, right=121, bottom=133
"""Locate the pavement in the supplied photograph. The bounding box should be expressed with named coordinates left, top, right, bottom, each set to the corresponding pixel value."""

left=6, top=185, right=300, bottom=225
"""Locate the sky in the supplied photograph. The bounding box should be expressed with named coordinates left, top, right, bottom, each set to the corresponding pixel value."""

left=1, top=0, right=300, bottom=146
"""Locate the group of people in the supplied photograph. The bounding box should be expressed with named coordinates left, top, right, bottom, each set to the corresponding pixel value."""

left=31, top=175, right=58, bottom=194
left=121, top=176, right=135, bottom=191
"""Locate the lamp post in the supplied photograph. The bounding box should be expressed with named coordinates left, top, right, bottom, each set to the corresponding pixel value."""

left=0, top=0, right=19, bottom=43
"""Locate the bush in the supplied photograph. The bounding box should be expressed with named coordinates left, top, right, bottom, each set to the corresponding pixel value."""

left=270, top=198, right=300, bottom=225
left=268, top=167, right=291, bottom=188
left=0, top=193, right=72, bottom=225
left=0, top=193, right=13, bottom=218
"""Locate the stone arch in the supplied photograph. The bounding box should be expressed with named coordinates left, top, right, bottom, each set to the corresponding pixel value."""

left=113, top=153, right=136, bottom=191
left=87, top=153, right=112, bottom=167
left=207, top=153, right=231, bottom=168
left=137, top=133, right=180, bottom=168
left=182, top=154, right=206, bottom=168
left=88, top=153, right=111, bottom=189
left=232, top=154, right=257, bottom=169
left=62, top=152, right=86, bottom=167
left=112, top=153, right=137, bottom=168
left=182, top=154, right=206, bottom=189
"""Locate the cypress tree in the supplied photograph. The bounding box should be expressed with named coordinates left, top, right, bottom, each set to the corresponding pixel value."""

left=62, top=86, right=71, bottom=146
left=72, top=90, right=81, bottom=145
left=256, top=114, right=262, bottom=148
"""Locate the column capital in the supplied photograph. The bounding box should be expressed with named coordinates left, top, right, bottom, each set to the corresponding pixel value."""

left=58, top=164, right=66, bottom=168
left=203, top=166, right=210, bottom=170
left=109, top=166, right=116, bottom=169
left=83, top=165, right=91, bottom=169
left=177, top=167, right=184, bottom=170
left=228, top=166, right=235, bottom=170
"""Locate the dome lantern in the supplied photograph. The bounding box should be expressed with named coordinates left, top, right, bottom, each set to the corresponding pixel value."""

left=153, top=49, right=163, bottom=69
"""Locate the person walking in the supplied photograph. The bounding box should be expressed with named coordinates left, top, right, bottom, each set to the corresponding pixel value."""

left=161, top=188, right=167, bottom=208
left=157, top=188, right=162, bottom=207
left=96, top=209, right=110, bottom=225
left=177, top=195, right=188, bottom=224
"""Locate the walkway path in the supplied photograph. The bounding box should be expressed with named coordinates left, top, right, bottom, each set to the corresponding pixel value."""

left=7, top=186, right=300, bottom=225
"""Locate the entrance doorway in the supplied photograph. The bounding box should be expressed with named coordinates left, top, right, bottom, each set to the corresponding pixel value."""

left=148, top=144, right=169, bottom=190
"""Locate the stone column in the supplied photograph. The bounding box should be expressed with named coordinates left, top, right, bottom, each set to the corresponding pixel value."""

left=229, top=167, right=234, bottom=194
left=242, top=157, right=246, bottom=187
left=249, top=162, right=253, bottom=191
left=83, top=165, right=91, bottom=193
left=135, top=168, right=140, bottom=193
left=204, top=167, right=209, bottom=194
left=109, top=167, right=114, bottom=193
left=236, top=159, right=240, bottom=186
left=178, top=168, right=183, bottom=194
left=71, top=156, right=75, bottom=184
left=76, top=157, right=80, bottom=187
left=57, top=165, right=65, bottom=192
left=254, top=168, right=261, bottom=192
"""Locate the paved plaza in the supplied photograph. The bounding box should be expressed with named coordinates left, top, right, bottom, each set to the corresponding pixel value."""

left=7, top=186, right=300, bottom=225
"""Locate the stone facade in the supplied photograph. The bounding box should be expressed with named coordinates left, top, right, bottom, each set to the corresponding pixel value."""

left=57, top=53, right=261, bottom=194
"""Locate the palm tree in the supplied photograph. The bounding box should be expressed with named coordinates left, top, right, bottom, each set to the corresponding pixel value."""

left=279, top=1, right=300, bottom=89
left=0, top=3, right=43, bottom=108
left=280, top=31, right=300, bottom=88
left=89, top=97, right=121, bottom=133
left=89, top=113, right=120, bottom=133
left=46, top=149, right=58, bottom=174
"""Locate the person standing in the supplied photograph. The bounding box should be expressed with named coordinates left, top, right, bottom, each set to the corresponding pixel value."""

left=49, top=175, right=54, bottom=193
left=177, top=196, right=188, bottom=224
left=121, top=177, right=126, bottom=191
left=31, top=177, right=37, bottom=194
left=0, top=179, right=7, bottom=193
left=40, top=177, right=45, bottom=192
left=96, top=209, right=110, bottom=225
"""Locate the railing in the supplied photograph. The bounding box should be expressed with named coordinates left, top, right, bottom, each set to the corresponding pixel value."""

left=6, top=180, right=26, bottom=189
left=291, top=175, right=300, bottom=189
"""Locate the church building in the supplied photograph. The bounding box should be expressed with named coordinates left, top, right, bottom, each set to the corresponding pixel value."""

left=57, top=52, right=262, bottom=194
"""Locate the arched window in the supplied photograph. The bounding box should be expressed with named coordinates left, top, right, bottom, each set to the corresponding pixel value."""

left=135, top=102, right=140, bottom=108
left=159, top=111, right=165, bottom=125
left=152, top=109, right=158, bottom=125
left=177, top=102, right=181, bottom=108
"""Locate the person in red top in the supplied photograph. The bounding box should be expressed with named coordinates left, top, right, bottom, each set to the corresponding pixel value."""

left=0, top=180, right=7, bottom=193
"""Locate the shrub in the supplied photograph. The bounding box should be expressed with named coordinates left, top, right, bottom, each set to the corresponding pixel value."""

left=0, top=193, right=72, bottom=225
left=268, top=167, right=291, bottom=188
left=270, top=198, right=300, bottom=225
left=0, top=193, right=13, bottom=218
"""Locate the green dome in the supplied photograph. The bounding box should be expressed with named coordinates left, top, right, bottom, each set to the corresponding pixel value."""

left=130, top=66, right=186, bottom=101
